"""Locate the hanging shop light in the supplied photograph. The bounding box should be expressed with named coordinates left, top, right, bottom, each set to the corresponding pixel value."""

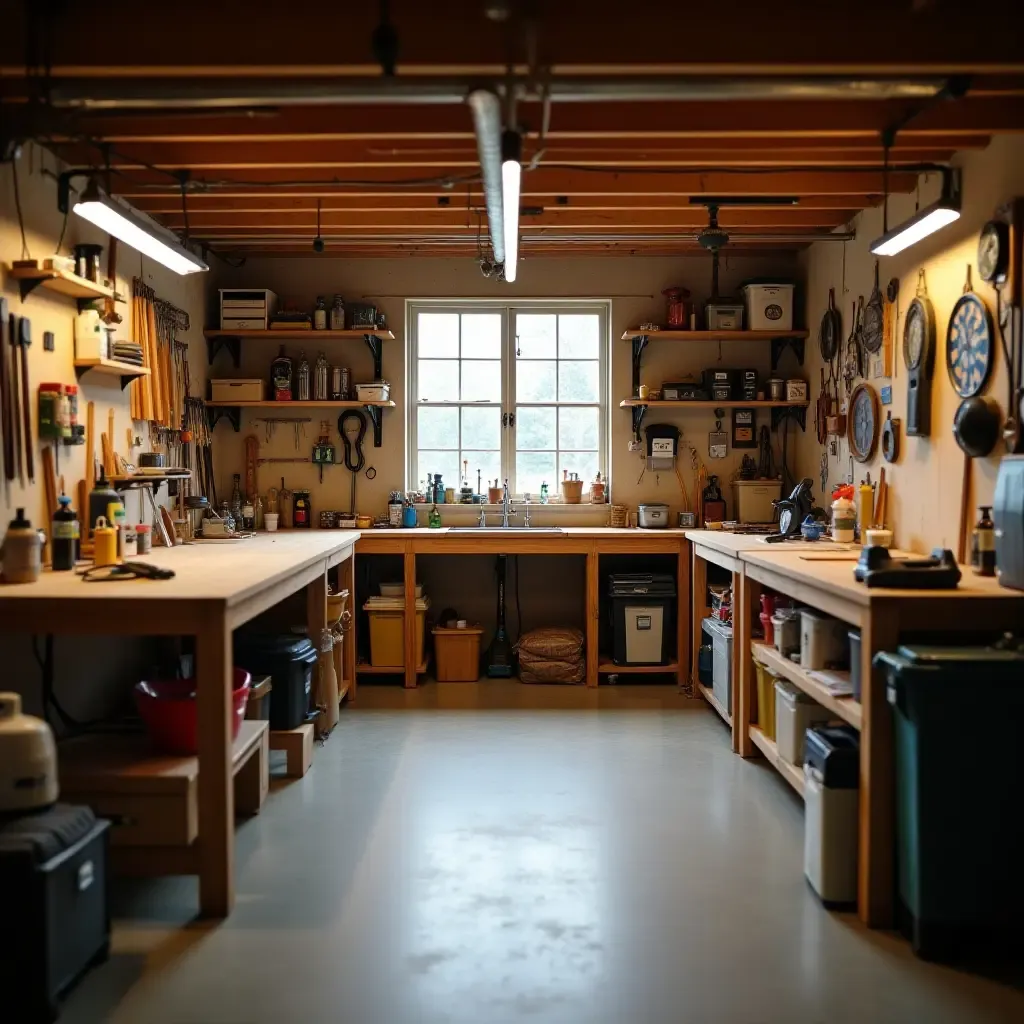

left=65, top=178, right=208, bottom=275
left=870, top=168, right=961, bottom=257
left=501, top=129, right=522, bottom=284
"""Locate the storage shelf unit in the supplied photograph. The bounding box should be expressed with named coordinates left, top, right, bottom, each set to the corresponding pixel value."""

left=621, top=398, right=809, bottom=438
left=749, top=724, right=806, bottom=798
left=203, top=327, right=394, bottom=375
left=206, top=399, right=395, bottom=442
left=9, top=265, right=118, bottom=310
left=74, top=358, right=151, bottom=390
left=752, top=641, right=862, bottom=730
left=697, top=681, right=732, bottom=727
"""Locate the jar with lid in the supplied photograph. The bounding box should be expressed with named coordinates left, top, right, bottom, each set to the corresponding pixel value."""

left=296, top=352, right=311, bottom=401
left=388, top=490, right=403, bottom=527
left=314, top=296, right=327, bottom=330
left=37, top=383, right=64, bottom=441
left=65, top=384, right=79, bottom=430
left=329, top=295, right=345, bottom=331
left=831, top=491, right=856, bottom=543
left=313, top=352, right=329, bottom=401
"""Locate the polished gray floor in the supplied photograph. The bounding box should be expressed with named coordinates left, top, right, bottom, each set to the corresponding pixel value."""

left=64, top=684, right=1023, bottom=1024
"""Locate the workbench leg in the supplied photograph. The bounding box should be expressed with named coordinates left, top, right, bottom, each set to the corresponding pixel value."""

left=586, top=549, right=599, bottom=687
left=735, top=573, right=760, bottom=758
left=403, top=550, right=418, bottom=687
left=307, top=561, right=329, bottom=738
left=859, top=610, right=899, bottom=928
left=690, top=549, right=707, bottom=694
left=196, top=614, right=234, bottom=918
left=339, top=551, right=356, bottom=702
left=676, top=542, right=691, bottom=694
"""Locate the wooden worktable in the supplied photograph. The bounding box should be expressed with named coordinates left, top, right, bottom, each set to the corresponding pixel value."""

left=0, top=532, right=359, bottom=919
left=354, top=526, right=691, bottom=689
left=734, top=544, right=1024, bottom=929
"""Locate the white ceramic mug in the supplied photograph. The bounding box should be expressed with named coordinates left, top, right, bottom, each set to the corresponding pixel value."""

left=265, top=513, right=280, bottom=533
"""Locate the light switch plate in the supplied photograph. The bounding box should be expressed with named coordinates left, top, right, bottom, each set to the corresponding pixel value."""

left=43, top=331, right=54, bottom=352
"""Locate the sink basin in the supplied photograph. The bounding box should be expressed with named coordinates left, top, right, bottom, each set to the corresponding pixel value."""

left=447, top=526, right=564, bottom=534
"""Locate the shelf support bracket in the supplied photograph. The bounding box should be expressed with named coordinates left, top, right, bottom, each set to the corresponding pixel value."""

left=364, top=404, right=383, bottom=447
left=770, top=335, right=804, bottom=373
left=17, top=278, right=46, bottom=304
left=630, top=334, right=649, bottom=395
left=363, top=333, right=383, bottom=381
left=207, top=406, right=241, bottom=432
left=771, top=406, right=806, bottom=432
left=631, top=404, right=647, bottom=441
left=207, top=334, right=241, bottom=368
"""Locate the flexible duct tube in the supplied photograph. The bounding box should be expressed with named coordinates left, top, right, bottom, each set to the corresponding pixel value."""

left=466, top=88, right=505, bottom=264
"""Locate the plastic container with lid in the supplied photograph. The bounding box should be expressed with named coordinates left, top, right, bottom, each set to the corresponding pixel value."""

left=800, top=608, right=848, bottom=670
left=432, top=625, right=484, bottom=681
left=233, top=633, right=318, bottom=731
left=363, top=596, right=430, bottom=669
left=702, top=616, right=733, bottom=713
left=753, top=659, right=778, bottom=739
left=732, top=479, right=782, bottom=524
left=775, top=679, right=832, bottom=766
left=771, top=607, right=801, bottom=657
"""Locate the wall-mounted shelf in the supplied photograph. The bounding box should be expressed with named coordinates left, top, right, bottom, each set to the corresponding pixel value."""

left=206, top=399, right=395, bottom=443
left=9, top=265, right=118, bottom=310
left=74, top=358, right=151, bottom=390
left=203, top=327, right=394, bottom=375
left=621, top=328, right=808, bottom=395
left=620, top=398, right=808, bottom=438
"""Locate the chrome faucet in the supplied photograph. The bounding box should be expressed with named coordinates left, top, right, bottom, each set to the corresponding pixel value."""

left=522, top=493, right=532, bottom=528
left=500, top=479, right=518, bottom=527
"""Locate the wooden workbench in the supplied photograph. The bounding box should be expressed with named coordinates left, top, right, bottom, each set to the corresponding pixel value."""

left=0, top=531, right=358, bottom=919
left=355, top=527, right=692, bottom=689
left=737, top=545, right=1024, bottom=929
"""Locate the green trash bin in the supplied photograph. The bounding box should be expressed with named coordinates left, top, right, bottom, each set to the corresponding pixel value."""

left=874, top=644, right=1024, bottom=962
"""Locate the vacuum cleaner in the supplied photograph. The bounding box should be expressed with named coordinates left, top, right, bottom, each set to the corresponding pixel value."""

left=485, top=554, right=515, bottom=677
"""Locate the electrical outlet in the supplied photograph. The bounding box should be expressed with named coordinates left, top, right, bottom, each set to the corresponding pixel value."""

left=43, top=331, right=54, bottom=352
left=627, top=439, right=642, bottom=452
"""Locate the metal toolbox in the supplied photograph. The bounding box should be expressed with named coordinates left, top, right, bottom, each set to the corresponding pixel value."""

left=211, top=378, right=265, bottom=402
left=662, top=380, right=709, bottom=401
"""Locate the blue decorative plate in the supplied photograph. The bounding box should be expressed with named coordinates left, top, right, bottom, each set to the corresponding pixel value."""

left=946, top=292, right=993, bottom=399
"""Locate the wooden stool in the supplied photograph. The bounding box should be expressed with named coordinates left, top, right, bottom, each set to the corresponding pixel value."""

left=269, top=723, right=314, bottom=778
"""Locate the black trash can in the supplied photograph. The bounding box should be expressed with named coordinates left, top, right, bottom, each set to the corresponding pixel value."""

left=234, top=634, right=318, bottom=731
left=874, top=644, right=1024, bottom=961
left=608, top=573, right=676, bottom=666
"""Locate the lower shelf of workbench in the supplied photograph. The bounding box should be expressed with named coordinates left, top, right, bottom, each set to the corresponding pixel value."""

left=357, top=660, right=429, bottom=674
left=697, top=681, right=732, bottom=726
left=749, top=725, right=805, bottom=798
left=598, top=659, right=680, bottom=674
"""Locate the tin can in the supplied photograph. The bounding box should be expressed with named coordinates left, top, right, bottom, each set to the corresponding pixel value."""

left=136, top=523, right=152, bottom=554
left=331, top=366, right=344, bottom=399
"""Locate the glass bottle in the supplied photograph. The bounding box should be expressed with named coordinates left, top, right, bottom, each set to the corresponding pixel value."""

left=313, top=351, right=329, bottom=401
left=296, top=351, right=311, bottom=401
left=428, top=504, right=442, bottom=528
left=271, top=346, right=293, bottom=401
left=972, top=505, right=996, bottom=576
left=330, top=295, right=345, bottom=331
left=314, top=296, right=327, bottom=330
left=540, top=481, right=549, bottom=504
left=230, top=474, right=243, bottom=524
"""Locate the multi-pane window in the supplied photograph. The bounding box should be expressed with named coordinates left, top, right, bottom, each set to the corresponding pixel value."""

left=409, top=303, right=609, bottom=498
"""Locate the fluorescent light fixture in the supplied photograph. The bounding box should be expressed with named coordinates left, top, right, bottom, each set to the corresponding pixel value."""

left=870, top=170, right=961, bottom=257
left=501, top=130, right=522, bottom=284
left=73, top=180, right=208, bottom=275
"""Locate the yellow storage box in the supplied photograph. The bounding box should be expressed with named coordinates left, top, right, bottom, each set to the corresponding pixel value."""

left=364, top=596, right=429, bottom=668
left=753, top=658, right=778, bottom=740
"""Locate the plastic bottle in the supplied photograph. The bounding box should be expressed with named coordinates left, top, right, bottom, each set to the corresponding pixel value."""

left=856, top=480, right=874, bottom=542
left=51, top=495, right=79, bottom=571
left=2, top=509, right=42, bottom=583
left=88, top=469, right=120, bottom=537
left=540, top=481, right=549, bottom=504
left=92, top=516, right=117, bottom=567
left=831, top=493, right=856, bottom=543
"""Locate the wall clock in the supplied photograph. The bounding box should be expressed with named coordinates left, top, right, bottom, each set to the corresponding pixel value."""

left=903, top=269, right=936, bottom=437
left=977, top=219, right=1009, bottom=284
left=848, top=382, right=880, bottom=463
left=945, top=271, right=993, bottom=399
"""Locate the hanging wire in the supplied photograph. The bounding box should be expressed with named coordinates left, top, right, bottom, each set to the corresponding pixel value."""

left=10, top=158, right=31, bottom=259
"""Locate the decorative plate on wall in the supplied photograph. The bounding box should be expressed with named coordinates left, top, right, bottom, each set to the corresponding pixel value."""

left=946, top=279, right=993, bottom=399
left=848, top=382, right=880, bottom=463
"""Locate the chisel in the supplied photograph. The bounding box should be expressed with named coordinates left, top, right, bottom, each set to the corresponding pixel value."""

left=18, top=317, right=34, bottom=483
left=0, top=298, right=10, bottom=484
left=9, top=313, right=22, bottom=484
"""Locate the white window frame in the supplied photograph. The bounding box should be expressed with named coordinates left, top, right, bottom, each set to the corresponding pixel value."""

left=406, top=299, right=610, bottom=500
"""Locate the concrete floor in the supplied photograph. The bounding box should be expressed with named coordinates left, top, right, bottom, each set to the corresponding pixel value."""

left=64, top=683, right=1023, bottom=1024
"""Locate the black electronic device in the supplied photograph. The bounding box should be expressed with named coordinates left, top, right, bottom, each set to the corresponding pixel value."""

left=854, top=547, right=962, bottom=589
left=903, top=270, right=936, bottom=437
left=765, top=478, right=821, bottom=542
left=661, top=381, right=709, bottom=402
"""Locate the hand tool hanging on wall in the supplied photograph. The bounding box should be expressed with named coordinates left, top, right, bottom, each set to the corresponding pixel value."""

left=244, top=435, right=259, bottom=499
left=338, top=409, right=366, bottom=515
left=9, top=313, right=23, bottom=485
left=0, top=299, right=12, bottom=489
left=17, top=319, right=34, bottom=484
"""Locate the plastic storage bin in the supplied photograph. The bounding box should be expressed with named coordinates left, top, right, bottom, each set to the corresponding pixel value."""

left=753, top=658, right=778, bottom=739
left=364, top=596, right=429, bottom=668
left=804, top=724, right=860, bottom=906
left=875, top=644, right=1024, bottom=960
left=732, top=479, right=782, bottom=524
left=608, top=574, right=676, bottom=665
left=771, top=607, right=801, bottom=658
left=774, top=679, right=831, bottom=766
left=234, top=634, right=317, bottom=731
left=743, top=282, right=795, bottom=331
left=800, top=609, right=848, bottom=670
left=848, top=629, right=862, bottom=701
left=432, top=626, right=483, bottom=682
left=703, top=616, right=733, bottom=713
